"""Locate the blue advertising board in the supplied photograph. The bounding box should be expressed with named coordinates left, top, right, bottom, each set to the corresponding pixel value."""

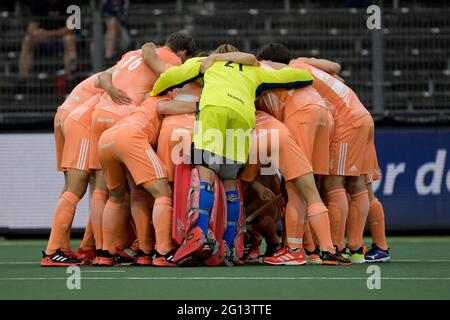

left=373, top=128, right=450, bottom=230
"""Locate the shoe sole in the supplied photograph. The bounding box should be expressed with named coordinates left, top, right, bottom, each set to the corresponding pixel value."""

left=153, top=260, right=177, bottom=267
left=321, top=260, right=352, bottom=266
left=365, top=257, right=390, bottom=263
left=97, top=258, right=114, bottom=266
left=306, top=258, right=322, bottom=265
left=263, top=260, right=307, bottom=266
left=350, top=258, right=366, bottom=264
left=135, top=258, right=153, bottom=266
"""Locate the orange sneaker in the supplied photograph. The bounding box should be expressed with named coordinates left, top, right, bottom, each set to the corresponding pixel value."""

left=75, top=248, right=95, bottom=265
left=40, top=250, right=82, bottom=267
left=91, top=249, right=103, bottom=266
left=135, top=249, right=153, bottom=266
left=263, top=247, right=307, bottom=266
left=97, top=250, right=114, bottom=266
left=153, top=250, right=177, bottom=267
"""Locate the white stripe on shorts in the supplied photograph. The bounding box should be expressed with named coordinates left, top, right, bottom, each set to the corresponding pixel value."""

left=77, top=138, right=89, bottom=170
left=338, top=142, right=348, bottom=176
left=146, top=148, right=164, bottom=179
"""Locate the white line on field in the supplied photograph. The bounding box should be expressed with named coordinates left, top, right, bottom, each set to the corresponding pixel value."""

left=395, top=259, right=450, bottom=262
left=82, top=270, right=126, bottom=273
left=0, top=277, right=450, bottom=281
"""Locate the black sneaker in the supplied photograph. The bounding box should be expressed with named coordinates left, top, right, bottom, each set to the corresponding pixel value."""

left=91, top=249, right=103, bottom=266
left=40, top=250, right=82, bottom=267
left=134, top=249, right=154, bottom=266
left=114, top=249, right=136, bottom=266
left=304, top=247, right=322, bottom=264
left=320, top=250, right=352, bottom=266
left=97, top=250, right=114, bottom=266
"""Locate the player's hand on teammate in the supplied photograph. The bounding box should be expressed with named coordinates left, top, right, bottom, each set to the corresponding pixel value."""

left=199, top=54, right=218, bottom=73
left=107, top=86, right=132, bottom=105
left=141, top=42, right=157, bottom=52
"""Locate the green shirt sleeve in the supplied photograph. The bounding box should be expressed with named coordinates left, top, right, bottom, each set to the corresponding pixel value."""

left=255, top=67, right=314, bottom=97
left=150, top=57, right=203, bottom=96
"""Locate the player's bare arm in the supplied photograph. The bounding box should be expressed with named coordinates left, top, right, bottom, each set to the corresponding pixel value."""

left=157, top=100, right=197, bottom=115
left=98, top=68, right=132, bottom=105
left=200, top=52, right=258, bottom=73
left=261, top=60, right=287, bottom=70
left=141, top=42, right=168, bottom=75
left=298, top=57, right=341, bottom=75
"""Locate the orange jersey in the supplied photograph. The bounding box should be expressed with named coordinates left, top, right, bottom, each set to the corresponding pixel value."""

left=95, top=47, right=182, bottom=116
left=114, top=97, right=167, bottom=147
left=289, top=59, right=370, bottom=123
left=58, top=73, right=103, bottom=113
left=158, top=82, right=201, bottom=134
left=258, top=86, right=328, bottom=122
left=257, top=62, right=327, bottom=121
left=66, top=94, right=101, bottom=127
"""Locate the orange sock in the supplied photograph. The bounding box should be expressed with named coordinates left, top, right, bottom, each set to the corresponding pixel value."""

left=102, top=200, right=129, bottom=254
left=302, top=223, right=316, bottom=253
left=153, top=196, right=173, bottom=255
left=46, top=192, right=80, bottom=254
left=285, top=183, right=306, bottom=249
left=116, top=196, right=131, bottom=250
left=347, top=190, right=369, bottom=250
left=327, top=188, right=348, bottom=251
left=90, top=190, right=108, bottom=250
left=126, top=219, right=137, bottom=248
left=131, top=189, right=154, bottom=254
left=79, top=219, right=95, bottom=251
left=368, top=198, right=388, bottom=250
left=307, top=202, right=335, bottom=253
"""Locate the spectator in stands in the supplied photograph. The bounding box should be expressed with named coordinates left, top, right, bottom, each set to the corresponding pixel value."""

left=18, top=0, right=76, bottom=79
left=103, top=0, right=131, bottom=66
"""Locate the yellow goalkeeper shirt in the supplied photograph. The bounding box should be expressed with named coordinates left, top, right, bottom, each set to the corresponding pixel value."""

left=150, top=57, right=314, bottom=128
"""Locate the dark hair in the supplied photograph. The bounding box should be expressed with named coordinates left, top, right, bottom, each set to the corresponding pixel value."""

left=256, top=43, right=292, bottom=64
left=165, top=31, right=196, bottom=57
left=196, top=51, right=210, bottom=57
left=214, top=43, right=239, bottom=54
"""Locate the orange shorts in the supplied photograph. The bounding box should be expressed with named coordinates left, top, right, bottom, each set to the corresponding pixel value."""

left=61, top=117, right=91, bottom=172
left=241, top=111, right=312, bottom=182
left=89, top=109, right=123, bottom=170
left=366, top=144, right=381, bottom=184
left=329, top=113, right=374, bottom=176
left=328, top=110, right=335, bottom=143
left=284, top=105, right=331, bottom=175
left=99, top=125, right=167, bottom=190
left=54, top=108, right=71, bottom=171
left=156, top=114, right=195, bottom=182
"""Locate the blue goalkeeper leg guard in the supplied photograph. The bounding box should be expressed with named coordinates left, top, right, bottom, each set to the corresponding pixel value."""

left=223, top=190, right=240, bottom=250
left=194, top=181, right=214, bottom=234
